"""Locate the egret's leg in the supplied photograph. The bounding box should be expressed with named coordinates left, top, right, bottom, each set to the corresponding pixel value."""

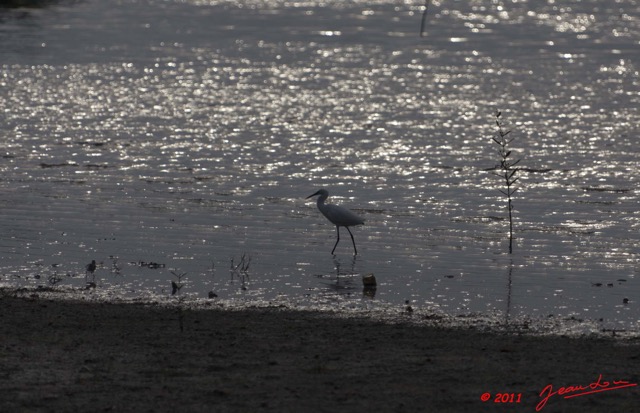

left=331, top=226, right=341, bottom=255
left=346, top=226, right=358, bottom=255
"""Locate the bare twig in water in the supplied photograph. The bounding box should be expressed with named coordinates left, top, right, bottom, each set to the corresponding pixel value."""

left=230, top=253, right=251, bottom=290
left=491, top=111, right=521, bottom=254
left=420, top=0, right=429, bottom=37
left=110, top=256, right=121, bottom=277
left=230, top=253, right=251, bottom=275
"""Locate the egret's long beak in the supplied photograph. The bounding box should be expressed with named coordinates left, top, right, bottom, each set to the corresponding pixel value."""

left=306, top=190, right=321, bottom=199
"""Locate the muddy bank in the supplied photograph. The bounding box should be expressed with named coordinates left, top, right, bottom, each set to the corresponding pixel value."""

left=1, top=292, right=638, bottom=412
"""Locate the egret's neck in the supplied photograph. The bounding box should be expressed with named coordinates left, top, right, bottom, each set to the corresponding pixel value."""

left=316, top=193, right=328, bottom=208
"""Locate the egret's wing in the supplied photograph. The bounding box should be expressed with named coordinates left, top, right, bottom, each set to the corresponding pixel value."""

left=322, top=204, right=364, bottom=227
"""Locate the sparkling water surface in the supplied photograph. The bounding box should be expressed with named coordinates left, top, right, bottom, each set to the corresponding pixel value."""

left=1, top=0, right=639, bottom=335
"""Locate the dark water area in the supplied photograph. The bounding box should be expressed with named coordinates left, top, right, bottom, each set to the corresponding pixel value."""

left=1, top=0, right=639, bottom=335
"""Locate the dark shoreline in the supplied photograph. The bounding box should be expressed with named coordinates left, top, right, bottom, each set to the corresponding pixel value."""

left=1, top=292, right=639, bottom=412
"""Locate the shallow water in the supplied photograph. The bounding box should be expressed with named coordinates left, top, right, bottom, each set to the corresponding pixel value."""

left=1, top=0, right=639, bottom=335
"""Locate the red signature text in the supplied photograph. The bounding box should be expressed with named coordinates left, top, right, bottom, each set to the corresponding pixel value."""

left=537, top=374, right=637, bottom=411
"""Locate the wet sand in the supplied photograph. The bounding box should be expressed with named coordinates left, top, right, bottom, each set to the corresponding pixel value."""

left=1, top=291, right=638, bottom=412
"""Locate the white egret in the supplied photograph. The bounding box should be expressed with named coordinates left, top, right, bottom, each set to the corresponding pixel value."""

left=306, top=188, right=365, bottom=255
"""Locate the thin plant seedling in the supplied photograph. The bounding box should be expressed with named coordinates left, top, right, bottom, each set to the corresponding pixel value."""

left=230, top=253, right=251, bottom=290
left=491, top=111, right=521, bottom=254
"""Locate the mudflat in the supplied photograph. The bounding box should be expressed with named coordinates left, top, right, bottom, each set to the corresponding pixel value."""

left=1, top=292, right=638, bottom=412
